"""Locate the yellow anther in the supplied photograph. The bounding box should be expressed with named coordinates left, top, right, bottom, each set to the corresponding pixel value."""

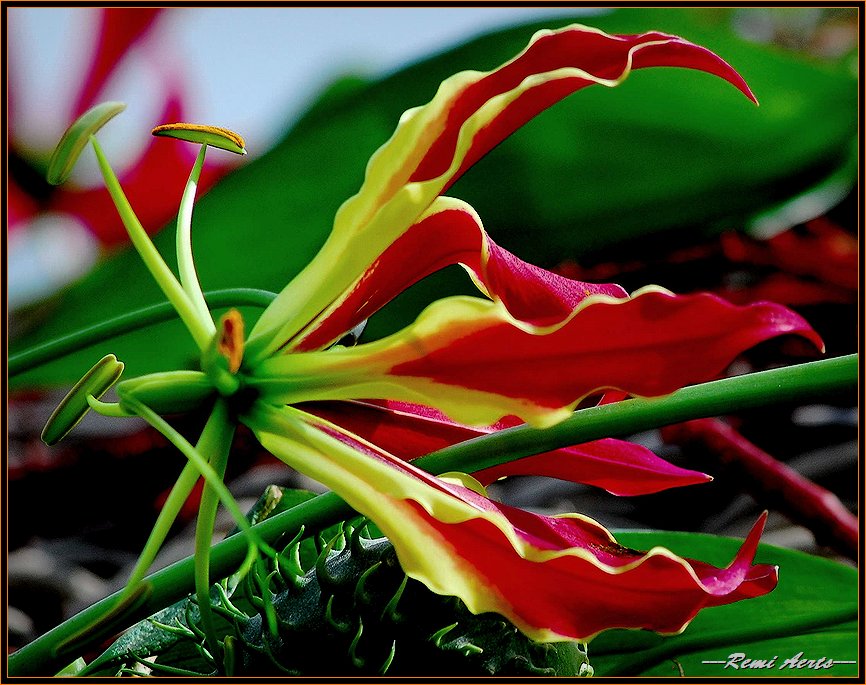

left=151, top=123, right=246, bottom=155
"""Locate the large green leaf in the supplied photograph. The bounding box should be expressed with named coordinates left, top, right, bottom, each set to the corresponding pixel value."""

left=590, top=531, right=859, bottom=677
left=11, top=8, right=856, bottom=386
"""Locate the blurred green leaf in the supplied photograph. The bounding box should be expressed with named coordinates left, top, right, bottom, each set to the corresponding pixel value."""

left=590, top=531, right=858, bottom=677
left=11, top=8, right=856, bottom=386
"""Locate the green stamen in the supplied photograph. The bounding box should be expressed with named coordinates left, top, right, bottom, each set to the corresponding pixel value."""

left=117, top=394, right=274, bottom=656
left=117, top=394, right=267, bottom=551
left=152, top=123, right=246, bottom=155
left=46, top=101, right=126, bottom=185
left=40, top=354, right=124, bottom=445
left=176, top=144, right=214, bottom=326
left=121, top=460, right=201, bottom=597
left=87, top=396, right=134, bottom=418
left=90, top=135, right=215, bottom=350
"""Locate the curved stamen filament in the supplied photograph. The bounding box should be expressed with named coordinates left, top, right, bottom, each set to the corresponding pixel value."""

left=177, top=144, right=214, bottom=327
left=118, top=394, right=273, bottom=550
left=90, top=136, right=216, bottom=350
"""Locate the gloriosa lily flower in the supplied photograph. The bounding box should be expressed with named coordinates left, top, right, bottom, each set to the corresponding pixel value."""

left=46, top=25, right=822, bottom=644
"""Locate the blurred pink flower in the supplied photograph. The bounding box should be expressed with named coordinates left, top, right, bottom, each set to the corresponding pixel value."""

left=8, top=9, right=232, bottom=305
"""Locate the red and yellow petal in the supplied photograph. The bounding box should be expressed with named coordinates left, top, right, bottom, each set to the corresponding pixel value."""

left=251, top=288, right=822, bottom=429
left=335, top=26, right=753, bottom=249
left=245, top=402, right=776, bottom=641
left=292, top=197, right=625, bottom=352
left=248, top=25, right=754, bottom=358
left=414, top=505, right=776, bottom=639
left=303, top=399, right=710, bottom=496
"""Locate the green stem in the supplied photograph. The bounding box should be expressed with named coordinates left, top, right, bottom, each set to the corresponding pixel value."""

left=8, top=494, right=348, bottom=676
left=7, top=355, right=856, bottom=676
left=120, top=395, right=262, bottom=549
left=88, top=396, right=134, bottom=417
left=414, top=354, right=858, bottom=475
left=8, top=289, right=277, bottom=377
left=193, top=401, right=232, bottom=659
left=90, top=136, right=214, bottom=350
left=176, top=145, right=212, bottom=326
left=122, top=460, right=200, bottom=596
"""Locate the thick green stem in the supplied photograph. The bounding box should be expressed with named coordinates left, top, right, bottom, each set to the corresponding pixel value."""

left=176, top=145, right=212, bottom=326
left=90, top=136, right=214, bottom=350
left=7, top=355, right=856, bottom=676
left=8, top=289, right=277, bottom=377
left=415, top=353, right=858, bottom=475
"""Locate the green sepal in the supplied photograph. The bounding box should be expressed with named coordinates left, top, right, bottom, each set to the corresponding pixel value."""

left=41, top=353, right=124, bottom=445
left=152, top=123, right=247, bottom=155
left=46, top=101, right=126, bottom=185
